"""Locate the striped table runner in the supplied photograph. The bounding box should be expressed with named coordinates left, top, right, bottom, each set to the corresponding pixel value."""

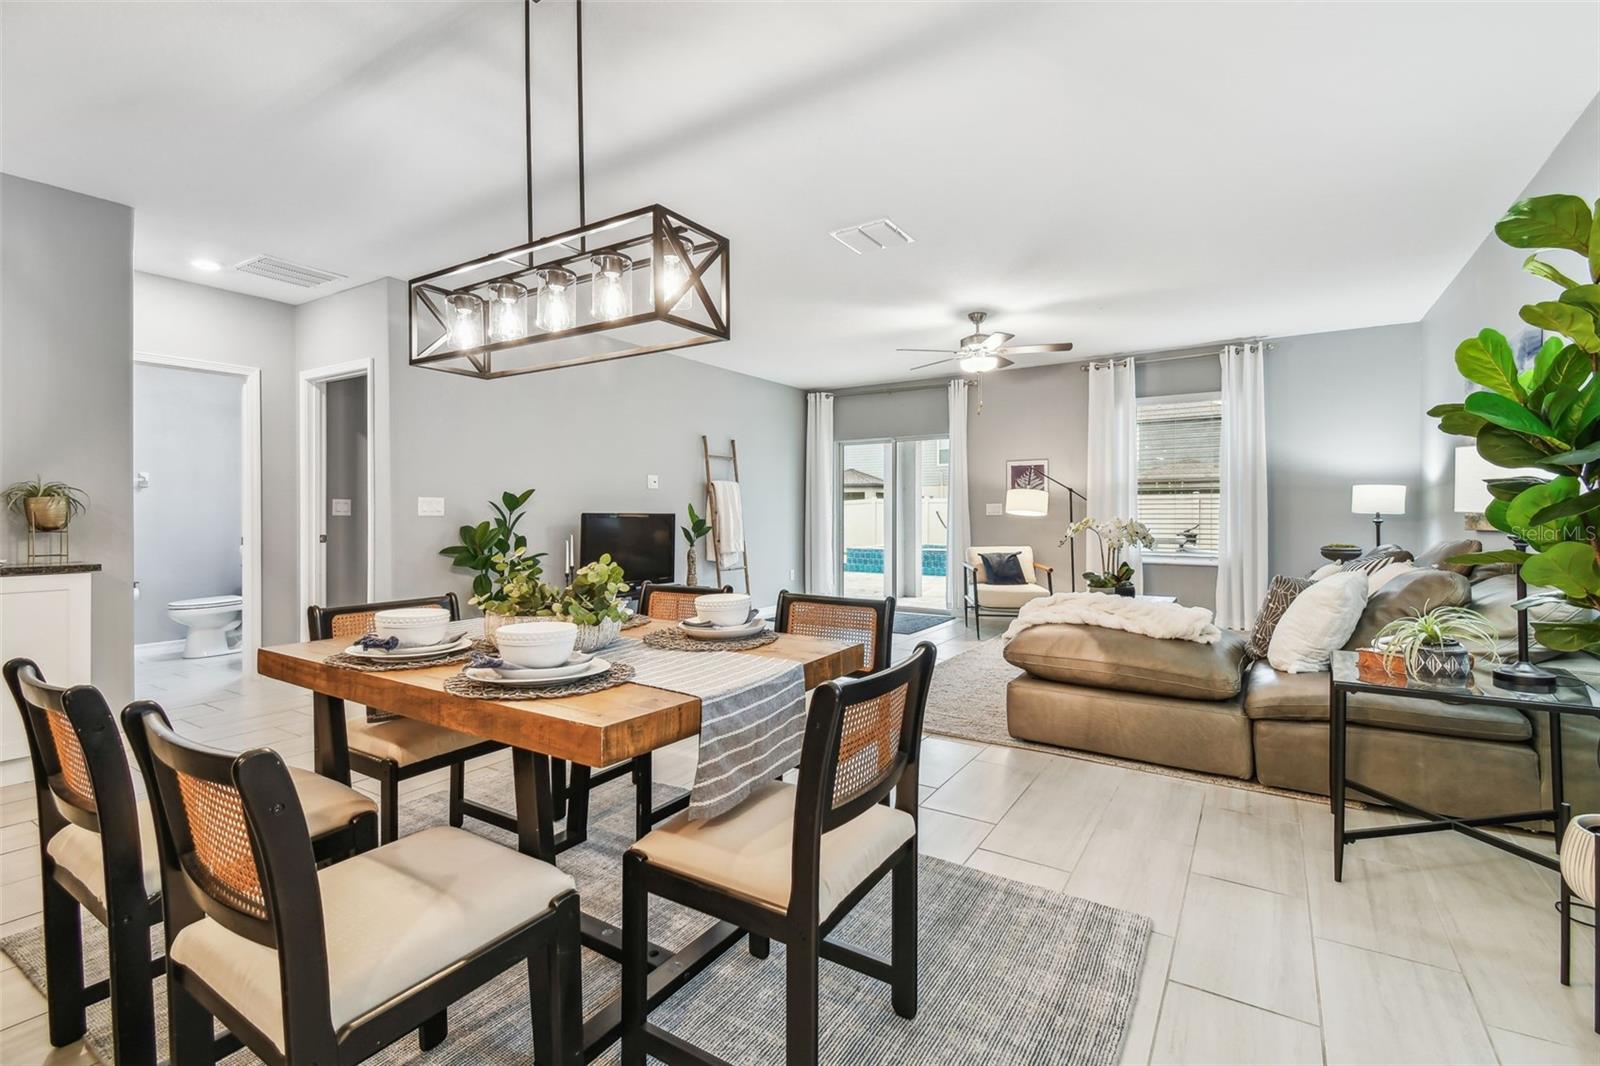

left=606, top=637, right=816, bottom=820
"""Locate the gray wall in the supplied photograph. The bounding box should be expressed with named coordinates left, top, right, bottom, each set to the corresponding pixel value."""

left=387, top=349, right=806, bottom=612
left=324, top=375, right=367, bottom=606
left=1264, top=323, right=1425, bottom=577
left=132, top=273, right=299, bottom=642
left=132, top=364, right=242, bottom=642
left=1, top=174, right=135, bottom=702
left=833, top=385, right=948, bottom=442
left=1419, top=95, right=1600, bottom=545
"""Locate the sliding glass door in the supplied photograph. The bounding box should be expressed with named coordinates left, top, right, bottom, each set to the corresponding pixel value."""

left=838, top=436, right=950, bottom=612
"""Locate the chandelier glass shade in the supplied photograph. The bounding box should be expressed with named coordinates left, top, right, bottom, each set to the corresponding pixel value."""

left=407, top=0, right=730, bottom=379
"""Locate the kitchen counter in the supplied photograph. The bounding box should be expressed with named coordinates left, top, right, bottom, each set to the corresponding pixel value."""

left=0, top=562, right=103, bottom=577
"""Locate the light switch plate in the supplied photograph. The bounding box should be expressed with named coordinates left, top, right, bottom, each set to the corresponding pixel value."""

left=417, top=496, right=445, bottom=517
left=646, top=474, right=660, bottom=489
left=330, top=498, right=352, bottom=517
left=985, top=503, right=1003, bottom=516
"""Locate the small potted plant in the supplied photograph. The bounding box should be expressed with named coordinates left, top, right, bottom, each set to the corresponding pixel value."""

left=1065, top=516, right=1155, bottom=596
left=477, top=550, right=559, bottom=642
left=439, top=489, right=549, bottom=640
left=1371, top=606, right=1500, bottom=683
left=3, top=476, right=89, bottom=532
left=681, top=503, right=711, bottom=586
left=547, top=554, right=630, bottom=652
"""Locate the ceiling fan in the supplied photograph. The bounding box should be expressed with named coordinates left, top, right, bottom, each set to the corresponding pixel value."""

left=900, top=311, right=1074, bottom=374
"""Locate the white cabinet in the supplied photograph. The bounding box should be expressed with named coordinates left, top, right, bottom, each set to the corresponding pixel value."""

left=0, top=569, right=93, bottom=785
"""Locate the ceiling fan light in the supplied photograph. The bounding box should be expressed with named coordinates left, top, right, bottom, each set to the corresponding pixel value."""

left=960, top=353, right=1000, bottom=374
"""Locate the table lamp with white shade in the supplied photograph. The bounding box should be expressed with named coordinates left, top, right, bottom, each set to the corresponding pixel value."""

left=1351, top=484, right=1406, bottom=547
left=1453, top=445, right=1557, bottom=692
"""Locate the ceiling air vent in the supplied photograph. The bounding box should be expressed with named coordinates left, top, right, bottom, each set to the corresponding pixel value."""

left=829, top=218, right=914, bottom=255
left=233, top=254, right=346, bottom=288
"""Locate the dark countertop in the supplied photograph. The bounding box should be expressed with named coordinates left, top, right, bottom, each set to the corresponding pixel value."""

left=0, top=562, right=103, bottom=577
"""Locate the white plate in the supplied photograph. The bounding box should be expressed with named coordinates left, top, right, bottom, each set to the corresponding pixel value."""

left=478, top=652, right=595, bottom=680
left=464, top=657, right=611, bottom=687
left=679, top=619, right=768, bottom=640
left=345, top=633, right=472, bottom=660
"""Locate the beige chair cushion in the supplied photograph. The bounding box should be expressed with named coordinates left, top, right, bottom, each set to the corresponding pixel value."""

left=967, top=546, right=1037, bottom=585
left=345, top=716, right=491, bottom=767
left=1241, top=661, right=1532, bottom=742
left=973, top=583, right=1051, bottom=610
left=47, top=769, right=373, bottom=909
left=632, top=780, right=913, bottom=918
left=1005, top=624, right=1249, bottom=701
left=169, top=826, right=573, bottom=1052
left=47, top=799, right=162, bottom=903
left=1560, top=814, right=1599, bottom=906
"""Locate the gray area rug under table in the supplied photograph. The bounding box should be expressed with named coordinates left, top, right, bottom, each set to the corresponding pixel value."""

left=924, top=639, right=1331, bottom=803
left=2, top=769, right=1151, bottom=1065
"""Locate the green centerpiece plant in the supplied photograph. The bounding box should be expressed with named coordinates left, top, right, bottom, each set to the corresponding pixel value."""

left=547, top=554, right=630, bottom=652
left=1426, top=192, right=1600, bottom=653
left=438, top=489, right=549, bottom=636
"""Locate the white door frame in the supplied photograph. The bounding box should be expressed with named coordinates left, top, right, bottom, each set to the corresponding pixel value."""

left=133, top=352, right=264, bottom=673
left=298, top=359, right=376, bottom=635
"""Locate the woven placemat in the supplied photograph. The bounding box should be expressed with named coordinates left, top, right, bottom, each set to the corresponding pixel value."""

left=443, top=662, right=637, bottom=700
left=641, top=626, right=778, bottom=653
left=322, top=646, right=476, bottom=672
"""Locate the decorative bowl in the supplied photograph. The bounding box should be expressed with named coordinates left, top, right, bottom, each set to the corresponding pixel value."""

left=374, top=607, right=449, bottom=647
left=695, top=593, right=752, bottom=627
left=494, top=620, right=578, bottom=668
left=573, top=617, right=623, bottom=653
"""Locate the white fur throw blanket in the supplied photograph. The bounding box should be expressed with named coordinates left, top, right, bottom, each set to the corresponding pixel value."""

left=1000, top=593, right=1222, bottom=645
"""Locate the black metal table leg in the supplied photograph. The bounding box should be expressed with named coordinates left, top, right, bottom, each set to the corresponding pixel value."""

left=1331, top=684, right=1347, bottom=883
left=1550, top=708, right=1567, bottom=844
left=511, top=749, right=558, bottom=862
left=312, top=693, right=352, bottom=784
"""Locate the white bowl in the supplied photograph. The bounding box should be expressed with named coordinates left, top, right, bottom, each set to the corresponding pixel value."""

left=494, top=620, right=577, bottom=668
left=374, top=607, right=449, bottom=647
left=695, top=593, right=752, bottom=628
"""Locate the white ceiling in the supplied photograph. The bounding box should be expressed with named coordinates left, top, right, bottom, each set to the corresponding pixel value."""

left=3, top=1, right=1596, bottom=389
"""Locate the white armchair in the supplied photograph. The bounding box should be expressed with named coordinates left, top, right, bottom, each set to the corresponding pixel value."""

left=961, top=546, right=1054, bottom=638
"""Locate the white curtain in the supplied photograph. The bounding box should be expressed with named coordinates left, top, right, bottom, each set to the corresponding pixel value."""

left=804, top=392, right=837, bottom=595
left=1085, top=359, right=1141, bottom=590
left=945, top=379, right=972, bottom=613
left=1216, top=342, right=1269, bottom=629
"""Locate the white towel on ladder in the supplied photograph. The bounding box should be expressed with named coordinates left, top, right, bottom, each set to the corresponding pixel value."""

left=711, top=480, right=745, bottom=568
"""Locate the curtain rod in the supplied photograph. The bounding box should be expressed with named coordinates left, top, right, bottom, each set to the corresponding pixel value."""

left=1076, top=338, right=1273, bottom=370
left=829, top=380, right=950, bottom=399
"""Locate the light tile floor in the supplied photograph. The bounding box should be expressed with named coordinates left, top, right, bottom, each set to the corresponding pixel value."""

left=2, top=621, right=1597, bottom=1063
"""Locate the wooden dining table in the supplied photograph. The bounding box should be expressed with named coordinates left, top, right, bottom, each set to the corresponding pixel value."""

left=257, top=617, right=865, bottom=1056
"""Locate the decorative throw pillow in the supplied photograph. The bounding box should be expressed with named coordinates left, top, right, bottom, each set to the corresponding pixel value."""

left=1340, top=555, right=1398, bottom=575
left=1366, top=559, right=1415, bottom=593
left=1414, top=538, right=1482, bottom=576
left=980, top=551, right=1027, bottom=585
left=1308, top=562, right=1343, bottom=581
left=1267, top=571, right=1369, bottom=673
left=1246, top=576, right=1312, bottom=659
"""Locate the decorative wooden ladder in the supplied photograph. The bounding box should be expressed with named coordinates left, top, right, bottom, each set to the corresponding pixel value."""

left=701, top=435, right=751, bottom=593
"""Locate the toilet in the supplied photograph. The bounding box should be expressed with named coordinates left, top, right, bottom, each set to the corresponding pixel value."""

left=167, top=595, right=243, bottom=659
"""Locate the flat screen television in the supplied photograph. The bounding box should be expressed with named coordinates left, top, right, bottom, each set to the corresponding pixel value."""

left=580, top=512, right=675, bottom=587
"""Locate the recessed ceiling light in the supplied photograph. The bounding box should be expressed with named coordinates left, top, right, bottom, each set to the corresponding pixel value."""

left=190, top=258, right=222, bottom=272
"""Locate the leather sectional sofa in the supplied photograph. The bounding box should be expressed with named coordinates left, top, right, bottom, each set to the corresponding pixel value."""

left=1002, top=560, right=1600, bottom=819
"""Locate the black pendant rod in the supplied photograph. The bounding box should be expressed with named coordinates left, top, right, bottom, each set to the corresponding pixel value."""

left=524, top=0, right=534, bottom=243
left=576, top=0, right=587, bottom=239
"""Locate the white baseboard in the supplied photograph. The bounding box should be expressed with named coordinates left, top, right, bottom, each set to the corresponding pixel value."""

left=135, top=639, right=187, bottom=660
left=1, top=756, right=33, bottom=788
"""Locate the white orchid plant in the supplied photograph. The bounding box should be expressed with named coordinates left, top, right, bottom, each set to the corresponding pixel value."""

left=1064, top=516, right=1156, bottom=589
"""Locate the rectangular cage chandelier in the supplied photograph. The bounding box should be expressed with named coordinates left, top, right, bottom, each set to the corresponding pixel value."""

left=410, top=205, right=729, bottom=378
left=408, top=0, right=729, bottom=379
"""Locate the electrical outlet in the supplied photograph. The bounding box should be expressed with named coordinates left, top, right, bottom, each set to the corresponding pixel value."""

left=417, top=496, right=445, bottom=517
left=985, top=502, right=1003, bottom=516
left=646, top=474, right=660, bottom=490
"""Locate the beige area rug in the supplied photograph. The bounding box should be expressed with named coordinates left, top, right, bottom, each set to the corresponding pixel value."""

left=924, top=638, right=1333, bottom=804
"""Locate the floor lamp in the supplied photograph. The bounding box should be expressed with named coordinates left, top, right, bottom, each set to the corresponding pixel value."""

left=1005, top=477, right=1088, bottom=591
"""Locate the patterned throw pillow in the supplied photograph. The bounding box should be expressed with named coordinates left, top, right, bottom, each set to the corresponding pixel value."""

left=1340, top=555, right=1398, bottom=575
left=1247, top=575, right=1313, bottom=659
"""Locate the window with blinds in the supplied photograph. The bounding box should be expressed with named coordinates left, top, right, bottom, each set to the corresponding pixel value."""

left=1137, top=395, right=1222, bottom=555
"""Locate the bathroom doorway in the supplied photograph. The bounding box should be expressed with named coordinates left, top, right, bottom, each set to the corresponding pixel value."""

left=298, top=359, right=375, bottom=630
left=132, top=352, right=263, bottom=701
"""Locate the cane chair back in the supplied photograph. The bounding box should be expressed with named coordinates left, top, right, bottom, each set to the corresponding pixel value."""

left=309, top=592, right=459, bottom=644
left=775, top=592, right=895, bottom=676
left=637, top=582, right=733, bottom=622
left=4, top=660, right=138, bottom=836
left=798, top=642, right=937, bottom=835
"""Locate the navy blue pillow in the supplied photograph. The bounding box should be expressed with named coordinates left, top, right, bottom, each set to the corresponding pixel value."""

left=981, top=551, right=1026, bottom=585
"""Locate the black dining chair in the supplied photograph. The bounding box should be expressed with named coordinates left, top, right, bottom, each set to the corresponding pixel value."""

left=308, top=593, right=514, bottom=843
left=775, top=591, right=896, bottom=676
left=620, top=641, right=938, bottom=1065
left=2, top=658, right=377, bottom=1065
left=122, top=701, right=584, bottom=1065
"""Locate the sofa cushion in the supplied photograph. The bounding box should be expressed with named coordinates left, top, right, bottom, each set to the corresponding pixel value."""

left=1414, top=538, right=1482, bottom=575
left=1242, top=660, right=1532, bottom=741
left=1268, top=571, right=1368, bottom=673
left=1469, top=572, right=1599, bottom=661
left=1343, top=568, right=1472, bottom=650
left=968, top=546, right=1036, bottom=585
left=1003, top=623, right=1249, bottom=700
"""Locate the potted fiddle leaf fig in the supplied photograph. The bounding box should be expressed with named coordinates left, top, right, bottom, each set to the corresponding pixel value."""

left=681, top=502, right=711, bottom=585
left=2, top=476, right=89, bottom=532
left=1427, top=191, right=1600, bottom=654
